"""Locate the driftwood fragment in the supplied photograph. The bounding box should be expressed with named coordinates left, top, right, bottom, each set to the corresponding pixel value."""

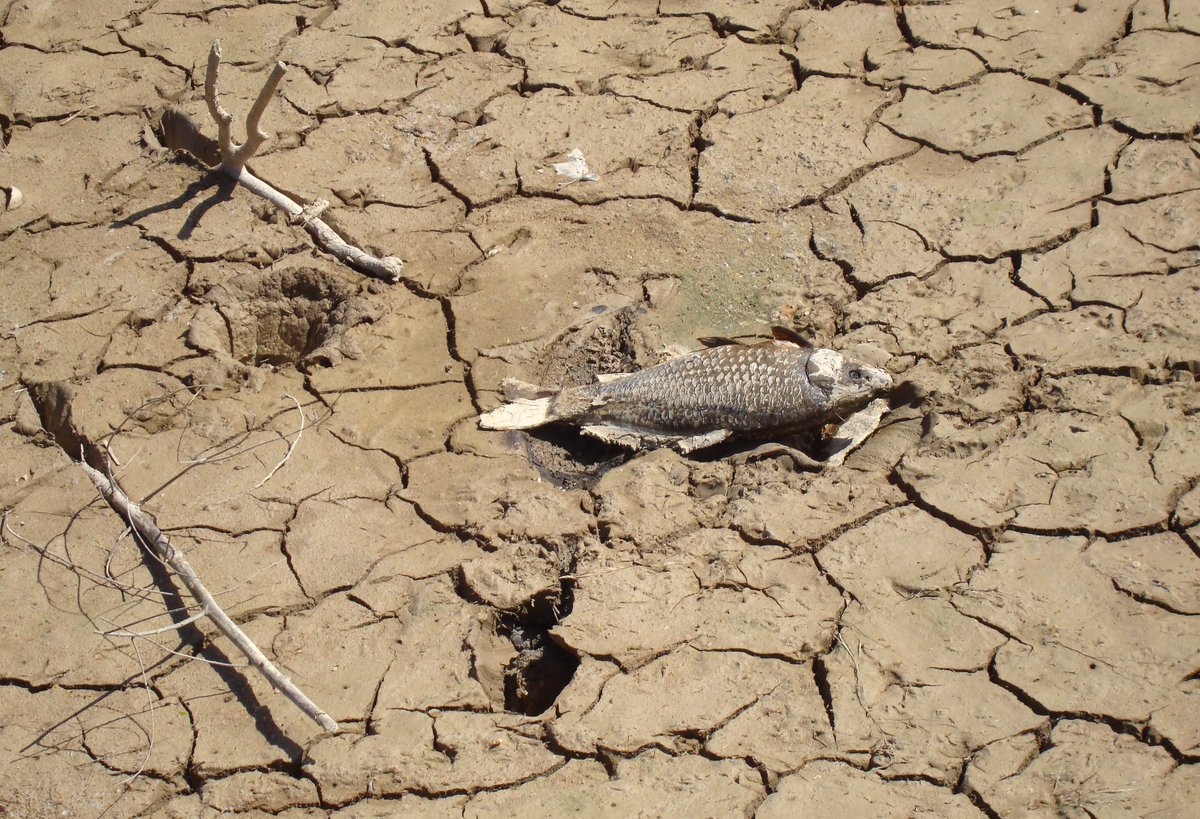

left=21, top=380, right=337, bottom=733
left=167, top=41, right=403, bottom=282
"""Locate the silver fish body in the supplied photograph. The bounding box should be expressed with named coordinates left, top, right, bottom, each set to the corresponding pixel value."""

left=569, top=343, right=859, bottom=432
left=480, top=339, right=893, bottom=453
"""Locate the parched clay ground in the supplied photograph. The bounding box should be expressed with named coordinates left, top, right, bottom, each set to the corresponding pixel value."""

left=1, top=0, right=1199, bottom=816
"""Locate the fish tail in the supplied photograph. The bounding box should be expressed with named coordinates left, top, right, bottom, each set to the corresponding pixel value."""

left=479, top=379, right=559, bottom=430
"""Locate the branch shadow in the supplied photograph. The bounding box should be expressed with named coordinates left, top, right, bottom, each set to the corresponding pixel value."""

left=112, top=169, right=237, bottom=241
left=133, top=534, right=308, bottom=763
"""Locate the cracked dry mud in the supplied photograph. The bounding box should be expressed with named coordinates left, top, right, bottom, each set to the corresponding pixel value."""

left=1, top=0, right=1198, bottom=816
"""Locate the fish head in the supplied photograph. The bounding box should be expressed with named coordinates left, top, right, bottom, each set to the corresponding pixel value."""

left=805, top=349, right=893, bottom=409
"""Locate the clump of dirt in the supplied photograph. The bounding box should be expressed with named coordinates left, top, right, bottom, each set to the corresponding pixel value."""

left=188, top=265, right=382, bottom=370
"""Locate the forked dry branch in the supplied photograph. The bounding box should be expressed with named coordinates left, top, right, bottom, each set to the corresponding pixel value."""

left=183, top=41, right=405, bottom=282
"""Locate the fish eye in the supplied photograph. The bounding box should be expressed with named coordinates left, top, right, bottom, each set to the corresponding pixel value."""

left=848, top=368, right=862, bottom=381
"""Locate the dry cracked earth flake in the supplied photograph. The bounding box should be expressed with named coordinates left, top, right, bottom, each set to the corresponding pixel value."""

left=0, top=0, right=1197, bottom=816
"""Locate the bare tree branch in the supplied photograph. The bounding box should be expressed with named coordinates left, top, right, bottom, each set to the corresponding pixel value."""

left=203, top=42, right=236, bottom=167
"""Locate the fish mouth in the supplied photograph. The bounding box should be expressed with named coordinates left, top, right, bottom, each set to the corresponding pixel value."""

left=855, top=362, right=892, bottom=393
left=830, top=365, right=892, bottom=406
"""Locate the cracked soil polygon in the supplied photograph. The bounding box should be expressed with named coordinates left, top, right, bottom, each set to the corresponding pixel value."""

left=696, top=76, right=914, bottom=219
left=757, top=760, right=981, bottom=817
left=840, top=127, right=1126, bottom=259
left=878, top=72, right=1093, bottom=158
left=555, top=524, right=841, bottom=666
left=905, top=0, right=1137, bottom=80
left=1067, top=30, right=1200, bottom=136
left=465, top=751, right=764, bottom=817
left=957, top=532, right=1199, bottom=751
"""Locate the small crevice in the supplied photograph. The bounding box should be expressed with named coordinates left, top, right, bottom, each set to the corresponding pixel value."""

left=686, top=199, right=761, bottom=224
left=949, top=604, right=1030, bottom=650
left=1007, top=518, right=1170, bottom=540
left=893, top=1, right=921, bottom=49
left=689, top=112, right=710, bottom=206
left=421, top=146, right=474, bottom=215
left=1006, top=252, right=1055, bottom=310
left=963, top=789, right=1005, bottom=819
left=808, top=231, right=870, bottom=300
left=1106, top=577, right=1197, bottom=617
left=808, top=143, right=922, bottom=207
left=889, top=470, right=1003, bottom=544
left=812, top=656, right=838, bottom=737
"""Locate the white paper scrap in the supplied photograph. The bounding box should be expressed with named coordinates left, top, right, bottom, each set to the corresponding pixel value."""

left=552, top=148, right=599, bottom=186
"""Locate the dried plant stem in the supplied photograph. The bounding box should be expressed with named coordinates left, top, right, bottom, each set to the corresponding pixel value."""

left=80, top=462, right=338, bottom=733
left=202, top=41, right=403, bottom=282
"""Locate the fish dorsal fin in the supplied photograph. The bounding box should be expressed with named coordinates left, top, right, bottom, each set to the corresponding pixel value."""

left=770, top=326, right=811, bottom=347
left=702, top=329, right=811, bottom=348
left=698, top=336, right=744, bottom=348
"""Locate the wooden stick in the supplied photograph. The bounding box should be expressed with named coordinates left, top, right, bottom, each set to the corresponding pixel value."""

left=198, top=41, right=404, bottom=282
left=79, top=462, right=339, bottom=733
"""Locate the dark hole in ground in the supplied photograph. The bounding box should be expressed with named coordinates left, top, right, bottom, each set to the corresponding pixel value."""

left=523, top=424, right=631, bottom=489
left=499, top=620, right=579, bottom=716
left=498, top=547, right=580, bottom=716
left=453, top=545, right=581, bottom=717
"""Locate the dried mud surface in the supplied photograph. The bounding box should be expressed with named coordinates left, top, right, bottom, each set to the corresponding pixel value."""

left=1, top=0, right=1198, bottom=816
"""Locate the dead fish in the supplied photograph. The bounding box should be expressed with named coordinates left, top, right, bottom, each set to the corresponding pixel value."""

left=479, top=328, right=893, bottom=454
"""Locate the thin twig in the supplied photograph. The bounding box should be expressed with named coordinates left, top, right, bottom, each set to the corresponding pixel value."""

left=252, top=393, right=305, bottom=489
left=79, top=462, right=338, bottom=732
left=114, top=639, right=155, bottom=788
left=61, top=103, right=97, bottom=125
left=112, top=633, right=247, bottom=669
left=100, top=609, right=209, bottom=638
left=3, top=513, right=169, bottom=605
